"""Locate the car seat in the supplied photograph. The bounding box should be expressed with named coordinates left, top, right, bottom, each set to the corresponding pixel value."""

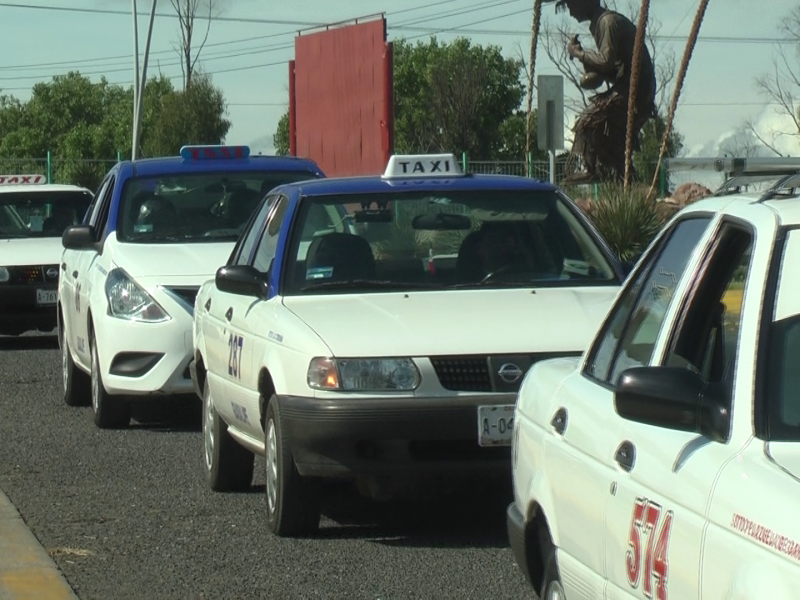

left=136, top=196, right=179, bottom=236
left=304, top=233, right=376, bottom=282
left=225, top=188, right=262, bottom=229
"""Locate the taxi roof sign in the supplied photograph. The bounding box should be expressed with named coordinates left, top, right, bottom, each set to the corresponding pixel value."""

left=382, top=153, right=463, bottom=179
left=0, top=174, right=46, bottom=186
left=180, top=144, right=250, bottom=160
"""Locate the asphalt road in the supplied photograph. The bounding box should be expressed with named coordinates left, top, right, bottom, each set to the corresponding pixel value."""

left=0, top=333, right=534, bottom=600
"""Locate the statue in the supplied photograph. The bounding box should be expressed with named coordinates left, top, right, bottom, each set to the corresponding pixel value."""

left=545, top=0, right=657, bottom=184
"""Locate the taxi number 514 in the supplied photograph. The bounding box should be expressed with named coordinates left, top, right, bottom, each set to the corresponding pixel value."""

left=626, top=497, right=673, bottom=600
left=228, top=333, right=243, bottom=379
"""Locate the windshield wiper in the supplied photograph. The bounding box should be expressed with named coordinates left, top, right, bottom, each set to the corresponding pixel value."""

left=301, top=279, right=440, bottom=291
left=450, top=279, right=538, bottom=289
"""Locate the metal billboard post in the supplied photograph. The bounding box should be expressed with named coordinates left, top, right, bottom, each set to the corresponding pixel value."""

left=537, top=75, right=564, bottom=184
left=131, top=0, right=140, bottom=160
left=132, top=0, right=158, bottom=162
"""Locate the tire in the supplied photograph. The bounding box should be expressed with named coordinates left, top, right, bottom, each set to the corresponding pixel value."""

left=264, top=396, right=321, bottom=537
left=203, top=377, right=254, bottom=492
left=540, top=544, right=566, bottom=600
left=60, top=323, right=90, bottom=407
left=90, top=334, right=130, bottom=429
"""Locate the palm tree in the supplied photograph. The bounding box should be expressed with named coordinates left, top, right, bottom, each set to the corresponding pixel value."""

left=647, top=0, right=711, bottom=199
left=525, top=0, right=545, bottom=176
left=624, top=0, right=651, bottom=192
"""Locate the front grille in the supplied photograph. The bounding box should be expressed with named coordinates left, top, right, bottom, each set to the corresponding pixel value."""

left=9, top=265, right=59, bottom=284
left=430, top=356, right=492, bottom=392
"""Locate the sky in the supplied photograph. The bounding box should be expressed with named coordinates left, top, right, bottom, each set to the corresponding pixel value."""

left=2, top=0, right=800, bottom=182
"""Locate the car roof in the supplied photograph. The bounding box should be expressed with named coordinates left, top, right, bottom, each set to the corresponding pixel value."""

left=683, top=190, right=800, bottom=227
left=125, top=154, right=324, bottom=178
left=0, top=184, right=93, bottom=194
left=272, top=173, right=559, bottom=197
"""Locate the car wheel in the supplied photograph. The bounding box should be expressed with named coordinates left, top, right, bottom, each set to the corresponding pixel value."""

left=540, top=544, right=565, bottom=600
left=90, top=334, right=130, bottom=429
left=203, top=377, right=254, bottom=492
left=264, top=396, right=321, bottom=537
left=60, top=324, right=89, bottom=407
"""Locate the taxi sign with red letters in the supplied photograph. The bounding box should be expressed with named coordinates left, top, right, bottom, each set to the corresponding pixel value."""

left=180, top=145, right=250, bottom=160
left=0, top=174, right=46, bottom=186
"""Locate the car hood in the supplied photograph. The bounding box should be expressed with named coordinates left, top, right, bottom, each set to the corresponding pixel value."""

left=0, top=237, right=64, bottom=266
left=282, top=286, right=619, bottom=356
left=111, top=241, right=234, bottom=284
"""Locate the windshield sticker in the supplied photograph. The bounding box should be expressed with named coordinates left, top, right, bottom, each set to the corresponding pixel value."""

left=134, top=223, right=153, bottom=233
left=306, top=266, right=333, bottom=280
left=563, top=259, right=591, bottom=276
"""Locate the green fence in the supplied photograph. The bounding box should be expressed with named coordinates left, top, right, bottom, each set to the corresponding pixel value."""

left=0, top=154, right=121, bottom=191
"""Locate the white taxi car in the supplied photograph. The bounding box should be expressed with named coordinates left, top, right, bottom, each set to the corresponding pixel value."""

left=0, top=175, right=92, bottom=335
left=508, top=157, right=800, bottom=599
left=58, top=145, right=324, bottom=427
left=191, top=153, right=627, bottom=536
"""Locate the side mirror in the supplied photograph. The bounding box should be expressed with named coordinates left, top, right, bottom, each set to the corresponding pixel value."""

left=215, top=265, right=269, bottom=299
left=62, top=225, right=97, bottom=250
left=614, top=366, right=730, bottom=443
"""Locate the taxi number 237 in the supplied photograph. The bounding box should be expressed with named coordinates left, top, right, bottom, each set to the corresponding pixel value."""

left=228, top=333, right=244, bottom=379
left=626, top=497, right=674, bottom=600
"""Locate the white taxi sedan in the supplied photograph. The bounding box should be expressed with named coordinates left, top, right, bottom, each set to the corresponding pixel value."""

left=191, top=153, right=627, bottom=537
left=0, top=175, right=92, bottom=335
left=58, top=145, right=324, bottom=428
left=508, top=158, right=800, bottom=599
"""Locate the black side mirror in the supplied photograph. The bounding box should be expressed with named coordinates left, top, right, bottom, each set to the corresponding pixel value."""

left=62, top=225, right=97, bottom=250
left=215, top=265, right=269, bottom=299
left=614, top=366, right=730, bottom=443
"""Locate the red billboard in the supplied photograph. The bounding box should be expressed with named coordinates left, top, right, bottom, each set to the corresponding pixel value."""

left=289, top=16, right=394, bottom=177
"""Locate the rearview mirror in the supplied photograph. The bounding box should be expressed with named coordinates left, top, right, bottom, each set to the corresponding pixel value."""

left=614, top=366, right=730, bottom=443
left=62, top=225, right=97, bottom=250
left=215, top=265, right=269, bottom=299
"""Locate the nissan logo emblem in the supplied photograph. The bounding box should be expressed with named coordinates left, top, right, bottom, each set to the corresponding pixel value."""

left=46, top=268, right=59, bottom=279
left=497, top=363, right=523, bottom=384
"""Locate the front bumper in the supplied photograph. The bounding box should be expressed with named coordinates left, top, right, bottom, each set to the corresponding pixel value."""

left=277, top=393, right=514, bottom=478
left=0, top=283, right=58, bottom=334
left=95, top=310, right=195, bottom=397
left=507, top=502, right=534, bottom=587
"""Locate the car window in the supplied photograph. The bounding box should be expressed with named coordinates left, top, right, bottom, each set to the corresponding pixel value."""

left=666, top=224, right=753, bottom=413
left=281, top=189, right=620, bottom=295
left=252, top=195, right=289, bottom=274
left=0, top=191, right=93, bottom=239
left=86, top=176, right=111, bottom=227
left=585, top=216, right=712, bottom=385
left=231, top=195, right=275, bottom=266
left=93, top=176, right=116, bottom=241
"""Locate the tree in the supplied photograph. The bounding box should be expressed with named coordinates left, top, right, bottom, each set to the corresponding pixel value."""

left=635, top=113, right=683, bottom=191
left=170, top=0, right=217, bottom=91
left=274, top=111, right=290, bottom=156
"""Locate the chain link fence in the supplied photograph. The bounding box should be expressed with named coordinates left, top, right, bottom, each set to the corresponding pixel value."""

left=0, top=157, right=119, bottom=192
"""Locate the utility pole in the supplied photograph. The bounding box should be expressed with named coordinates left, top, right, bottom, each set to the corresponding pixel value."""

left=132, top=0, right=141, bottom=160
left=131, top=0, right=159, bottom=161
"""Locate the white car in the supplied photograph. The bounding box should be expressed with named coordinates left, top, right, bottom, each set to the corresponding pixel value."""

left=0, top=175, right=92, bottom=335
left=508, top=158, right=800, bottom=599
left=191, top=153, right=627, bottom=537
left=57, top=145, right=324, bottom=428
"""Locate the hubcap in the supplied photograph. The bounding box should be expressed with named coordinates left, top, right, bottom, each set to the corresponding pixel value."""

left=203, top=386, right=214, bottom=472
left=91, top=341, right=100, bottom=413
left=61, top=330, right=69, bottom=394
left=546, top=580, right=565, bottom=600
left=265, top=419, right=278, bottom=514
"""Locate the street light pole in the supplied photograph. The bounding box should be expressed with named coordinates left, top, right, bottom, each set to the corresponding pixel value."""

left=132, top=0, right=158, bottom=162
left=131, top=0, right=141, bottom=160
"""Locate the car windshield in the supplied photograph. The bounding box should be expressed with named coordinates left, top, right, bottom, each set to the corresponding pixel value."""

left=0, top=190, right=93, bottom=239
left=283, top=189, right=619, bottom=295
left=117, top=170, right=319, bottom=244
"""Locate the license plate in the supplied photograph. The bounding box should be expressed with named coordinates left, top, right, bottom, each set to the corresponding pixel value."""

left=36, top=289, right=58, bottom=305
left=478, top=404, right=515, bottom=447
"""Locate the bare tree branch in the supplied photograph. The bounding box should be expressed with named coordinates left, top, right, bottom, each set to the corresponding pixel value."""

left=170, top=0, right=219, bottom=91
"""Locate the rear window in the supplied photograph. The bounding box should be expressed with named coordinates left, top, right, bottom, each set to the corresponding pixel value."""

left=116, top=170, right=320, bottom=244
left=0, top=190, right=93, bottom=239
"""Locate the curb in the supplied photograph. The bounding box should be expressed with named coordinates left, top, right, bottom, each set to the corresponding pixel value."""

left=0, top=488, right=78, bottom=600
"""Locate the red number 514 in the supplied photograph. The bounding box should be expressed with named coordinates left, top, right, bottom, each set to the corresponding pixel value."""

left=626, top=497, right=673, bottom=600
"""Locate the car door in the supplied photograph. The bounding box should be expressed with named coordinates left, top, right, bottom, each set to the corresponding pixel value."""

left=62, top=174, right=114, bottom=365
left=603, top=210, right=773, bottom=600
left=203, top=194, right=279, bottom=431
left=543, top=214, right=715, bottom=600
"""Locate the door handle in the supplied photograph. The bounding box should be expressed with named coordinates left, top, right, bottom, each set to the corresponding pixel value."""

left=225, top=307, right=233, bottom=322
left=204, top=298, right=211, bottom=312
left=615, top=441, right=636, bottom=472
left=550, top=407, right=568, bottom=436
left=72, top=270, right=78, bottom=278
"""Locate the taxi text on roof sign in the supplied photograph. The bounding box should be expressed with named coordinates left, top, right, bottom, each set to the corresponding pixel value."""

left=179, top=145, right=251, bottom=161
left=382, top=153, right=464, bottom=179
left=0, top=174, right=46, bottom=186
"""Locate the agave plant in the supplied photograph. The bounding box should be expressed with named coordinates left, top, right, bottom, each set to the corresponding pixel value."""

left=588, top=183, right=665, bottom=264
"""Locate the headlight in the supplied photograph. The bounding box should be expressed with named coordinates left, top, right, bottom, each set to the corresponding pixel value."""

left=0, top=267, right=8, bottom=283
left=105, top=268, right=170, bottom=322
left=307, top=357, right=421, bottom=391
